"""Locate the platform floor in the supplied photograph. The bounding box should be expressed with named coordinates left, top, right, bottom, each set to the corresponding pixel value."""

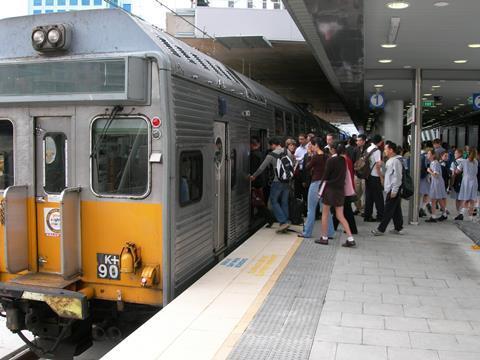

left=103, top=208, right=480, bottom=360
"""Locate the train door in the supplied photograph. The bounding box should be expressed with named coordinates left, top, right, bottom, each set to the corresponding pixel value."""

left=213, top=122, right=226, bottom=253
left=35, top=117, right=77, bottom=276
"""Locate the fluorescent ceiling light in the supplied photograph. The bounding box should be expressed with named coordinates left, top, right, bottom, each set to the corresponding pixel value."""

left=403, top=65, right=412, bottom=69
left=468, top=44, right=480, bottom=48
left=454, top=59, right=468, bottom=63
left=424, top=94, right=432, bottom=96
left=374, top=84, right=384, bottom=88
left=387, top=1, right=410, bottom=9
left=434, top=1, right=449, bottom=6
left=432, top=85, right=441, bottom=88
left=381, top=44, right=397, bottom=48
left=458, top=104, right=465, bottom=106
left=378, top=59, right=393, bottom=63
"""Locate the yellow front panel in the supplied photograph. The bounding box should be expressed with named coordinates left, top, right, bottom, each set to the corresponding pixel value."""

left=81, top=201, right=163, bottom=300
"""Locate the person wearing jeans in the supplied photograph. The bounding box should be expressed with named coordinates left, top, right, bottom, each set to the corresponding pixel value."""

left=299, top=138, right=335, bottom=238
left=364, top=134, right=385, bottom=222
left=269, top=181, right=290, bottom=226
left=372, top=141, right=403, bottom=236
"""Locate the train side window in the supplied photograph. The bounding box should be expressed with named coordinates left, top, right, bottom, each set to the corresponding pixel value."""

left=91, top=117, right=149, bottom=197
left=275, top=109, right=284, bottom=135
left=285, top=113, right=293, bottom=136
left=44, top=133, right=67, bottom=193
left=179, top=151, right=203, bottom=206
left=0, top=120, right=14, bottom=190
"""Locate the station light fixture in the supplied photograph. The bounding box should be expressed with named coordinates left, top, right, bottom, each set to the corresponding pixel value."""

left=468, top=44, right=480, bottom=48
left=31, top=24, right=71, bottom=52
left=432, top=85, right=441, bottom=88
left=453, top=59, right=468, bottom=64
left=374, top=84, right=384, bottom=88
left=381, top=44, right=397, bottom=48
left=378, top=59, right=393, bottom=63
left=424, top=93, right=432, bottom=96
left=433, top=1, right=449, bottom=7
left=386, top=2, right=410, bottom=10
left=403, top=65, right=412, bottom=69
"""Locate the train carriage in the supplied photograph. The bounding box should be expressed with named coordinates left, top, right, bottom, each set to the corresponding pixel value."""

left=0, top=9, right=338, bottom=358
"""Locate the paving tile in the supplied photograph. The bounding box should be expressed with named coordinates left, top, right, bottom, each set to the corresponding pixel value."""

left=308, top=341, right=336, bottom=360
left=387, top=347, right=439, bottom=360
left=438, top=351, right=480, bottom=360
left=443, top=308, right=480, bottom=322
left=325, top=289, right=345, bottom=301
left=379, top=276, right=414, bottom=286
left=395, top=269, right=427, bottom=278
left=322, top=301, right=363, bottom=314
left=364, top=267, right=395, bottom=276
left=341, top=313, right=384, bottom=329
left=399, top=285, right=437, bottom=296
left=385, top=316, right=429, bottom=332
left=329, top=280, right=364, bottom=292
left=364, top=303, right=404, bottom=317
left=418, top=295, right=459, bottom=308
left=344, top=290, right=382, bottom=303
left=363, top=328, right=410, bottom=347
left=364, top=283, right=399, bottom=294
left=404, top=305, right=445, bottom=319
left=313, top=325, right=362, bottom=344
left=382, top=294, right=420, bottom=306
left=335, top=343, right=387, bottom=360
left=347, top=274, right=380, bottom=283
left=409, top=332, right=459, bottom=351
left=455, top=334, right=480, bottom=352
left=428, top=320, right=474, bottom=335
left=413, top=278, right=448, bottom=288
left=318, top=311, right=342, bottom=326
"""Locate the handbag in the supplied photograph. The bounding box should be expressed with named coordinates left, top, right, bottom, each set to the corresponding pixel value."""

left=344, top=164, right=357, bottom=203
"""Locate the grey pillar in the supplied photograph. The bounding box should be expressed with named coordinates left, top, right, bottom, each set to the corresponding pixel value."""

left=409, top=68, right=422, bottom=225
left=378, top=99, right=404, bottom=145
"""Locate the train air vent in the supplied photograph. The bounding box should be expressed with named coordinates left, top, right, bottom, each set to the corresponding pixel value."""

left=191, top=54, right=209, bottom=70
left=205, top=59, right=222, bottom=76
left=156, top=36, right=181, bottom=58
left=174, top=46, right=197, bottom=65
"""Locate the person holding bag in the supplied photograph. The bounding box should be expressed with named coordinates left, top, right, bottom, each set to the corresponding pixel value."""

left=316, top=141, right=356, bottom=248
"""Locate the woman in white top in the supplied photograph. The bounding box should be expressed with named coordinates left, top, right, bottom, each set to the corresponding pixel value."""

left=457, top=148, right=478, bottom=219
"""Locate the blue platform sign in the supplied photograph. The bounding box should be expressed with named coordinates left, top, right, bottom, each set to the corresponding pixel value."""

left=473, top=93, right=480, bottom=110
left=369, top=93, right=385, bottom=109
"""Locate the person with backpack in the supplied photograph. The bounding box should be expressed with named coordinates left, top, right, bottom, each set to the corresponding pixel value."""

left=450, top=148, right=464, bottom=220
left=353, top=134, right=367, bottom=215
left=371, top=141, right=404, bottom=236
left=250, top=137, right=294, bottom=233
left=457, top=148, right=478, bottom=220
left=362, top=134, right=384, bottom=222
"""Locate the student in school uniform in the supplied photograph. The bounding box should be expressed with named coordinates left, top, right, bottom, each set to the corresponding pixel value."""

left=450, top=148, right=465, bottom=220
left=457, top=148, right=479, bottom=220
left=425, top=150, right=448, bottom=223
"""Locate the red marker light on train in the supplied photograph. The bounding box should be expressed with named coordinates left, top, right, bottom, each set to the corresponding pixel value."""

left=151, top=117, right=161, bottom=128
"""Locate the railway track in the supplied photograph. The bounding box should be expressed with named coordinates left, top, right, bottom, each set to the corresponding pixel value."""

left=0, top=346, right=38, bottom=360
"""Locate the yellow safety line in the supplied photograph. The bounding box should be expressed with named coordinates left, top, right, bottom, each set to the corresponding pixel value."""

left=213, top=237, right=303, bottom=360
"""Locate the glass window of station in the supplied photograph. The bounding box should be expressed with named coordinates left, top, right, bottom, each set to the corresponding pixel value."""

left=0, top=121, right=14, bottom=190
left=91, top=117, right=149, bottom=197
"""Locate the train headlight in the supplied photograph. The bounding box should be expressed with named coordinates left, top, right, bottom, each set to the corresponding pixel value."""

left=47, top=28, right=62, bottom=46
left=32, top=24, right=71, bottom=52
left=32, top=29, right=46, bottom=49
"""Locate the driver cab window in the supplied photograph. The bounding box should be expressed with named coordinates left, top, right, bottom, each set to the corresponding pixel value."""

left=0, top=120, right=13, bottom=190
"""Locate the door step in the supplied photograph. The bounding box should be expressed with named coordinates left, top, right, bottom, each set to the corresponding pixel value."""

left=11, top=273, right=79, bottom=289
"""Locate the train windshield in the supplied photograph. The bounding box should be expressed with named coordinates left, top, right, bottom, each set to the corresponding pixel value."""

left=0, top=120, right=13, bottom=190
left=91, top=117, right=149, bottom=197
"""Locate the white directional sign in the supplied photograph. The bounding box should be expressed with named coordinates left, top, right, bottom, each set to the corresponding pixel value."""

left=406, top=105, right=415, bottom=125
left=473, top=93, right=480, bottom=111
left=369, top=93, right=385, bottom=109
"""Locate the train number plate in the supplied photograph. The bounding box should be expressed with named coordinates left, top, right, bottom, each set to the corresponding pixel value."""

left=97, top=253, right=120, bottom=280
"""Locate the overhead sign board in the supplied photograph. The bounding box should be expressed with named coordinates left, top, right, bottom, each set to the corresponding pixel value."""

left=369, top=93, right=385, bottom=109
left=422, top=100, right=435, bottom=108
left=406, top=105, right=415, bottom=125
left=473, top=93, right=480, bottom=111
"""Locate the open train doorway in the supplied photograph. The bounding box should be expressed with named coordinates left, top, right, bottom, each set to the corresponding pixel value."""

left=213, top=122, right=227, bottom=254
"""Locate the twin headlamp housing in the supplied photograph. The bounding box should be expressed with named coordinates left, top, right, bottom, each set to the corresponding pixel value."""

left=32, top=24, right=71, bottom=52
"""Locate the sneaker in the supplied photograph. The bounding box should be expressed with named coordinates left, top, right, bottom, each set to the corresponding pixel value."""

left=371, top=229, right=384, bottom=236
left=454, top=214, right=464, bottom=221
left=419, top=209, right=427, bottom=218
left=265, top=222, right=273, bottom=228
left=314, top=237, right=329, bottom=245
left=438, top=215, right=448, bottom=222
left=425, top=217, right=437, bottom=223
left=342, top=240, right=356, bottom=247
left=389, top=229, right=405, bottom=235
left=297, top=233, right=310, bottom=238
left=276, top=223, right=290, bottom=233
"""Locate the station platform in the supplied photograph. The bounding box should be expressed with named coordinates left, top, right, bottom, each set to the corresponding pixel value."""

left=103, top=213, right=480, bottom=360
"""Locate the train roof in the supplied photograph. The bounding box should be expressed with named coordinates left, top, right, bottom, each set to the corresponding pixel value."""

left=0, top=9, right=297, bottom=112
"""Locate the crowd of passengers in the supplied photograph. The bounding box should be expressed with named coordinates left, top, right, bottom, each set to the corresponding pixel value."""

left=249, top=133, right=480, bottom=248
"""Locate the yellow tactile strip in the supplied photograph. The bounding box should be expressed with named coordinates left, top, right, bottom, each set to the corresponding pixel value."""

left=214, top=237, right=303, bottom=360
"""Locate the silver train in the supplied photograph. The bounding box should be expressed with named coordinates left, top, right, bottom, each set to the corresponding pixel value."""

left=0, top=9, right=339, bottom=357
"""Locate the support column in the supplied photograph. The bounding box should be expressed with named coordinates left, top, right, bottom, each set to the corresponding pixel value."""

left=378, top=99, right=404, bottom=145
left=409, top=68, right=422, bottom=225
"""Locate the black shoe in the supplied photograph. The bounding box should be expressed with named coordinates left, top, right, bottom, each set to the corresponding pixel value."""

left=454, top=214, right=464, bottom=221
left=425, top=217, right=437, bottom=223
left=314, top=238, right=329, bottom=245
left=265, top=222, right=273, bottom=228
left=353, top=210, right=360, bottom=215
left=426, top=203, right=432, bottom=214
left=342, top=240, right=357, bottom=248
left=419, top=209, right=427, bottom=218
left=364, top=217, right=376, bottom=222
left=438, top=215, right=447, bottom=222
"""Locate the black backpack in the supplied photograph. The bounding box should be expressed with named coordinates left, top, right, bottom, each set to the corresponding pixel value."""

left=452, top=160, right=463, bottom=193
left=399, top=159, right=413, bottom=200
left=272, top=149, right=294, bottom=183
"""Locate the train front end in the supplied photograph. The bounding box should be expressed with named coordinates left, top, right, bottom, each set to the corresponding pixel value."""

left=0, top=10, right=169, bottom=358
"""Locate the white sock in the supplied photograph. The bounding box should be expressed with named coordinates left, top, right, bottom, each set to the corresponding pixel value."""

left=347, top=236, right=354, bottom=242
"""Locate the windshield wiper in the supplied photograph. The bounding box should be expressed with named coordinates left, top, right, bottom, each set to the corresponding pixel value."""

left=90, top=105, right=123, bottom=159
